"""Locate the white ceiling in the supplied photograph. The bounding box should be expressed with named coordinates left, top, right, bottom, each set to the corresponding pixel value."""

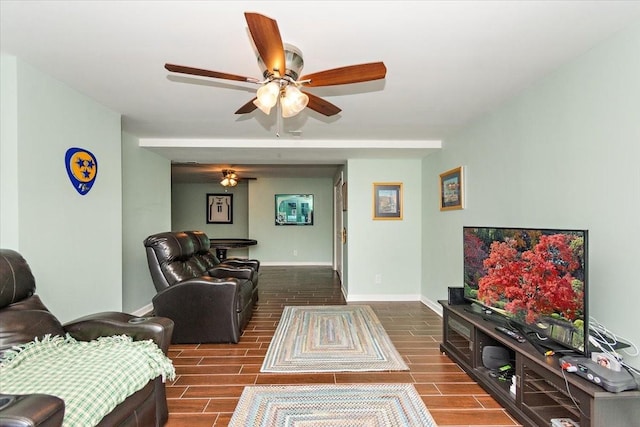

left=2, top=1, right=639, bottom=182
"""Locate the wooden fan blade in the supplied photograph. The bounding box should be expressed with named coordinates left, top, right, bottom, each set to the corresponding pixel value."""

left=244, top=12, right=286, bottom=76
left=235, top=97, right=258, bottom=114
left=165, top=63, right=257, bottom=83
left=300, top=62, right=387, bottom=87
left=304, top=92, right=341, bottom=116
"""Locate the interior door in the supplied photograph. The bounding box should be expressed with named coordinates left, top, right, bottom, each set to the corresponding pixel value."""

left=334, top=175, right=343, bottom=282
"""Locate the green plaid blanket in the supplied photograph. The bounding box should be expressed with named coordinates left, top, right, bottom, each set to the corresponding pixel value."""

left=0, top=334, right=175, bottom=427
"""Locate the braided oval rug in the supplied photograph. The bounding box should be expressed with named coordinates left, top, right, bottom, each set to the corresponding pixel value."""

left=229, top=384, right=437, bottom=427
left=261, top=305, right=409, bottom=372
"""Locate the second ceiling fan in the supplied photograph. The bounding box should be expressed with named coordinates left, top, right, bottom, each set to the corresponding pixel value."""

left=165, top=12, right=387, bottom=119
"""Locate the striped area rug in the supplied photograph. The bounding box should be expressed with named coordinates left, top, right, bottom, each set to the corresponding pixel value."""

left=229, top=384, right=438, bottom=427
left=261, top=305, right=408, bottom=372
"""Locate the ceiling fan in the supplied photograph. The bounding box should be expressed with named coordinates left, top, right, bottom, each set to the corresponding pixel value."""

left=220, top=169, right=239, bottom=187
left=164, top=12, right=387, bottom=121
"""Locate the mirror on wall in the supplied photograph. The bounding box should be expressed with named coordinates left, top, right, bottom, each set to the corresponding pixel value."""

left=275, top=194, right=314, bottom=225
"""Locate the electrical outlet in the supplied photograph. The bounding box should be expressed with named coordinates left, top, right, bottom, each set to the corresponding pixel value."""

left=375, top=274, right=382, bottom=284
left=293, top=249, right=298, bottom=256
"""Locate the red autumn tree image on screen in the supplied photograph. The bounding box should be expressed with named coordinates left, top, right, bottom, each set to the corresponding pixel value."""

left=477, top=233, right=584, bottom=325
left=465, top=230, right=584, bottom=324
left=464, top=228, right=587, bottom=354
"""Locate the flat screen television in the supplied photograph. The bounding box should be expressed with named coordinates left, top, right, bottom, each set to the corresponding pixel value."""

left=463, top=226, right=588, bottom=356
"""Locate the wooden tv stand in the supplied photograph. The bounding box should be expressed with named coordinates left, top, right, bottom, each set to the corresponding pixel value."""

left=439, top=301, right=640, bottom=427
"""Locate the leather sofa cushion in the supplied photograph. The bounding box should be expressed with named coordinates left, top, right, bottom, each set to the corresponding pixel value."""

left=0, top=308, right=66, bottom=357
left=0, top=251, right=65, bottom=357
left=162, top=258, right=205, bottom=284
left=0, top=250, right=36, bottom=308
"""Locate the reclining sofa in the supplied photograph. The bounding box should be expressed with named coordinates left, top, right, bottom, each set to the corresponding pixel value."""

left=143, top=230, right=259, bottom=344
left=0, top=248, right=175, bottom=427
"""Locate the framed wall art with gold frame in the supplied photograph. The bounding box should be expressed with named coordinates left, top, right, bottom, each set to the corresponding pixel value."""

left=373, top=182, right=403, bottom=220
left=439, top=167, right=464, bottom=211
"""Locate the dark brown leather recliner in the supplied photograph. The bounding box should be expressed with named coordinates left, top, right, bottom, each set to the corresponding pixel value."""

left=143, top=231, right=257, bottom=344
left=185, top=230, right=260, bottom=297
left=0, top=248, right=174, bottom=427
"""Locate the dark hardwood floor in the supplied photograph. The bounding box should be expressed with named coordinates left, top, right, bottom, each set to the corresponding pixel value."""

left=165, top=266, right=521, bottom=426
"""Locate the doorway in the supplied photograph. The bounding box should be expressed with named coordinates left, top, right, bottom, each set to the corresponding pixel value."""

left=334, top=174, right=344, bottom=283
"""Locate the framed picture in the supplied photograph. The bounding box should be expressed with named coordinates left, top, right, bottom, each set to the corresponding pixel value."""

left=207, top=193, right=233, bottom=224
left=275, top=194, right=314, bottom=225
left=439, top=166, right=464, bottom=211
left=373, top=182, right=403, bottom=220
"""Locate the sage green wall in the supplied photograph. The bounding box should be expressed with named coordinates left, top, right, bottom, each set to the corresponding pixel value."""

left=0, top=56, right=123, bottom=322
left=346, top=158, right=422, bottom=300
left=171, top=177, right=333, bottom=263
left=248, top=177, right=333, bottom=264
left=0, top=55, right=19, bottom=248
left=122, top=132, right=171, bottom=313
left=421, top=22, right=640, bottom=368
left=171, top=182, right=250, bottom=258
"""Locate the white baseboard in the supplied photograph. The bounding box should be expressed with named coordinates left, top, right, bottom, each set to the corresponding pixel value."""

left=131, top=303, right=153, bottom=317
left=346, top=294, right=423, bottom=302
left=420, top=296, right=443, bottom=317
left=128, top=288, right=443, bottom=320
left=260, top=261, right=333, bottom=266
left=344, top=294, right=443, bottom=317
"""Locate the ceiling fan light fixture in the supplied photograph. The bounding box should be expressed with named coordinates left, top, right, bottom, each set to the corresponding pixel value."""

left=253, top=81, right=280, bottom=114
left=281, top=85, right=309, bottom=118
left=220, top=169, right=238, bottom=187
left=220, top=177, right=238, bottom=187
left=252, top=99, right=272, bottom=115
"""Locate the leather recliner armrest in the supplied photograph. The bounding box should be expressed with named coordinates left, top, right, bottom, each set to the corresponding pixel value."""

left=220, top=259, right=260, bottom=271
left=153, top=276, right=241, bottom=305
left=63, top=313, right=174, bottom=354
left=0, top=393, right=65, bottom=427
left=208, top=266, right=253, bottom=280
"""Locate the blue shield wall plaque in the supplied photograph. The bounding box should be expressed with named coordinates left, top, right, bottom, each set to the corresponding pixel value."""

left=65, top=147, right=98, bottom=195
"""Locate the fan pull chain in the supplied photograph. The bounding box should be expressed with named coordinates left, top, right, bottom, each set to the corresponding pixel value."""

left=276, top=96, right=283, bottom=138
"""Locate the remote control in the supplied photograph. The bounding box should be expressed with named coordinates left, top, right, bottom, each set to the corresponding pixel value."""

left=495, top=326, right=527, bottom=343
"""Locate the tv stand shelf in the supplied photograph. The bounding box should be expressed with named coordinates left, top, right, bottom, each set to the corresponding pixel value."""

left=439, top=301, right=640, bottom=427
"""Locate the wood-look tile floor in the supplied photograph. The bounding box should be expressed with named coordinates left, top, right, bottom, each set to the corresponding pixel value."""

left=165, top=266, right=521, bottom=427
